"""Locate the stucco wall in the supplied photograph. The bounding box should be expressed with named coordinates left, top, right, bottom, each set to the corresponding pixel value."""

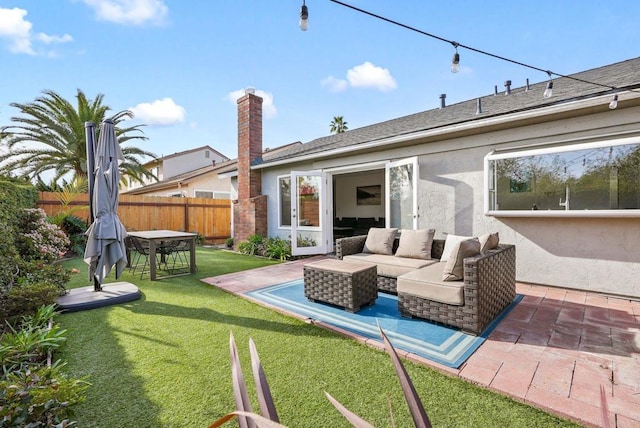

left=260, top=105, right=640, bottom=297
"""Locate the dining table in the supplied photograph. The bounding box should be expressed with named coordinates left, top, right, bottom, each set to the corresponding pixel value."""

left=127, top=230, right=198, bottom=280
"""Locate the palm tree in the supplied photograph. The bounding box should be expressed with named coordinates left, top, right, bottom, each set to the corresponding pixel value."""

left=0, top=89, right=157, bottom=186
left=329, top=116, right=348, bottom=134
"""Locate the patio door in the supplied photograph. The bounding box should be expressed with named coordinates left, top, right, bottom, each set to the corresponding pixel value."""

left=291, top=170, right=329, bottom=255
left=385, top=157, right=419, bottom=230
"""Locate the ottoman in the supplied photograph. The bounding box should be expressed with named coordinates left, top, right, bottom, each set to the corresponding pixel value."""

left=303, top=259, right=377, bottom=312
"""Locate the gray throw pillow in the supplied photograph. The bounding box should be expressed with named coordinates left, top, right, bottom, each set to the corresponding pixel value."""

left=363, top=228, right=398, bottom=255
left=394, top=229, right=435, bottom=259
left=442, top=238, right=481, bottom=281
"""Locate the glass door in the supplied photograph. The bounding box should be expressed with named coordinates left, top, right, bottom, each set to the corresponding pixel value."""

left=291, top=170, right=328, bottom=255
left=385, top=157, right=418, bottom=230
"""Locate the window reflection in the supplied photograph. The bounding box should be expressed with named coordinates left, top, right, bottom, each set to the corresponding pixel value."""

left=490, top=143, right=640, bottom=211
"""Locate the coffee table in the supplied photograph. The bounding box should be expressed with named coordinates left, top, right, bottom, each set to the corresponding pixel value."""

left=303, top=259, right=377, bottom=312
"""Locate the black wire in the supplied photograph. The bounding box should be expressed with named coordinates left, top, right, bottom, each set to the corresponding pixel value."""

left=328, top=0, right=617, bottom=91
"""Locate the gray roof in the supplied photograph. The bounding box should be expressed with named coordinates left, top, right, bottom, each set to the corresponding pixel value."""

left=261, top=57, right=640, bottom=165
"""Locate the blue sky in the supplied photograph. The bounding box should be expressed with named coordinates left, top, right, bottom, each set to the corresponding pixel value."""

left=1, top=0, right=639, bottom=161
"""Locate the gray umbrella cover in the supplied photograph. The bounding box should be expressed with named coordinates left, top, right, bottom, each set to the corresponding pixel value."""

left=84, top=119, right=128, bottom=285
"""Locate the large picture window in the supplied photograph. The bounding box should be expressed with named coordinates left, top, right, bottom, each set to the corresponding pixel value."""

left=485, top=137, right=640, bottom=217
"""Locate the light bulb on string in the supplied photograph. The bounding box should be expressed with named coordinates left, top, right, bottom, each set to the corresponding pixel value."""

left=451, top=43, right=460, bottom=73
left=609, top=94, right=618, bottom=110
left=543, top=81, right=553, bottom=98
left=299, top=1, right=308, bottom=31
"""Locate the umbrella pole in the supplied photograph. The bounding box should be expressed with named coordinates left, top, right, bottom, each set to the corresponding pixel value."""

left=85, top=122, right=96, bottom=225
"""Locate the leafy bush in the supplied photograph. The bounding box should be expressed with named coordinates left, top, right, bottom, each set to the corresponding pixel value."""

left=296, top=234, right=317, bottom=248
left=225, top=237, right=234, bottom=248
left=0, top=283, right=62, bottom=329
left=0, top=304, right=88, bottom=427
left=60, top=215, right=88, bottom=257
left=263, top=237, right=292, bottom=261
left=237, top=234, right=265, bottom=256
left=13, top=208, right=70, bottom=263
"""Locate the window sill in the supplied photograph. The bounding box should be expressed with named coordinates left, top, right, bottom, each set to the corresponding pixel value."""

left=486, top=210, right=640, bottom=218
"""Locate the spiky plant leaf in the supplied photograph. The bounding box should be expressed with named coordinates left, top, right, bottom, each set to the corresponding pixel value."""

left=378, top=326, right=432, bottom=428
left=230, top=332, right=255, bottom=428
left=249, top=338, right=280, bottom=422
left=325, top=392, right=375, bottom=428
left=209, top=411, right=288, bottom=428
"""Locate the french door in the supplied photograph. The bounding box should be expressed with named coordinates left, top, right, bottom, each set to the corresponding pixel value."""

left=291, top=170, right=329, bottom=255
left=385, top=157, right=419, bottom=230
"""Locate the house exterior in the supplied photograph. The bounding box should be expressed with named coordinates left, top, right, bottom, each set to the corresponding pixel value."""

left=232, top=57, right=640, bottom=298
left=123, top=145, right=231, bottom=198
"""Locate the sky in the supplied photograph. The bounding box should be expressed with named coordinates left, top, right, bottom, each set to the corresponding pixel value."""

left=1, top=0, right=640, bottom=162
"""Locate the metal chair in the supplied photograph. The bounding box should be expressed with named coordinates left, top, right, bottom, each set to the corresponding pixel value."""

left=126, top=236, right=154, bottom=278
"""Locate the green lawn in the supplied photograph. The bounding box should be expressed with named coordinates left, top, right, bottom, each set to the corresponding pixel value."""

left=58, top=247, right=578, bottom=427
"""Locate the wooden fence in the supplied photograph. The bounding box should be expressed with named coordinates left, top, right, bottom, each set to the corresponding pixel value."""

left=37, top=192, right=232, bottom=244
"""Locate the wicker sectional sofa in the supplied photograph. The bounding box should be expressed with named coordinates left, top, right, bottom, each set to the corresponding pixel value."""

left=335, top=233, right=516, bottom=334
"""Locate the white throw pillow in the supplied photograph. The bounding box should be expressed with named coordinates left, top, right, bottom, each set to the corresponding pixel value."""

left=395, top=229, right=435, bottom=259
left=440, top=234, right=474, bottom=262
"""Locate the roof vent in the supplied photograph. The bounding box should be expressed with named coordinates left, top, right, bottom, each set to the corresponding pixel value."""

left=494, top=85, right=498, bottom=96
left=504, top=80, right=512, bottom=95
left=525, top=78, right=530, bottom=91
left=440, top=93, right=446, bottom=109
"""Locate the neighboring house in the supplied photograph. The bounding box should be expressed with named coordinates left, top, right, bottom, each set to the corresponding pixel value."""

left=231, top=57, right=640, bottom=298
left=121, top=146, right=229, bottom=199
left=123, top=145, right=231, bottom=198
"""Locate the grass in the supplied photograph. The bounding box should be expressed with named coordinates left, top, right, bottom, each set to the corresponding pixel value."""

left=57, top=247, right=579, bottom=427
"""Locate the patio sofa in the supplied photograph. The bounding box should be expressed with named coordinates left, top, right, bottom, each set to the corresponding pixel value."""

left=335, top=229, right=516, bottom=334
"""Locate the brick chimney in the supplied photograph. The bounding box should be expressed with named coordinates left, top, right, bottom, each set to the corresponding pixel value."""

left=233, top=89, right=268, bottom=246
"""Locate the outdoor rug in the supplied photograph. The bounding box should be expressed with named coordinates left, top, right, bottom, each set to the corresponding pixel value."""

left=245, top=279, right=522, bottom=368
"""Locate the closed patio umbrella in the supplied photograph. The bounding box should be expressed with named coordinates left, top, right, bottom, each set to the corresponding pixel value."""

left=83, top=118, right=128, bottom=291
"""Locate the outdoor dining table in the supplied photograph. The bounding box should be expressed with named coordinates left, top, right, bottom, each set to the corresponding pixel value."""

left=127, top=230, right=198, bottom=280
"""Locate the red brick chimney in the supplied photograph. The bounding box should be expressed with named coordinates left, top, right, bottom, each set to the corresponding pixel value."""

left=233, top=89, right=268, bottom=246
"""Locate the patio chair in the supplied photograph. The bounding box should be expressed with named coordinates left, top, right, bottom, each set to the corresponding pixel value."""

left=126, top=236, right=154, bottom=279
left=157, top=239, right=192, bottom=275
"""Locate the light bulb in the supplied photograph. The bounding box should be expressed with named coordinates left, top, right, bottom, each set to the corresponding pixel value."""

left=299, top=3, right=308, bottom=31
left=543, top=81, right=553, bottom=98
left=609, top=94, right=618, bottom=110
left=451, top=52, right=460, bottom=73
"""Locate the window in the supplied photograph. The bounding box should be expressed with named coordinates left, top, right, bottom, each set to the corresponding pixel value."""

left=195, top=190, right=214, bottom=198
left=485, top=137, right=640, bottom=217
left=278, top=175, right=291, bottom=227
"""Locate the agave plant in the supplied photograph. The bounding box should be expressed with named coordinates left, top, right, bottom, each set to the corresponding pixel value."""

left=210, top=327, right=432, bottom=427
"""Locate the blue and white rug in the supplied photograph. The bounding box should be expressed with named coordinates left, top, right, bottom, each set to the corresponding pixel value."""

left=245, top=279, right=522, bottom=368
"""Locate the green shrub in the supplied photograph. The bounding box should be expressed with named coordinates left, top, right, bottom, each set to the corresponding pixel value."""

left=263, top=237, right=291, bottom=261
left=60, top=215, right=88, bottom=257
left=237, top=234, right=264, bottom=256
left=0, top=364, right=89, bottom=427
left=225, top=237, right=234, bottom=248
left=0, top=283, right=61, bottom=328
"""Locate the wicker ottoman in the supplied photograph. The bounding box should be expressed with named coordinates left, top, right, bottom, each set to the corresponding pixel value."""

left=303, top=259, right=377, bottom=313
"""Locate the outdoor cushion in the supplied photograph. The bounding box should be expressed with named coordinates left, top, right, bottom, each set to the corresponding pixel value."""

left=397, top=262, right=464, bottom=305
left=363, top=228, right=398, bottom=255
left=395, top=229, right=435, bottom=260
left=478, top=232, right=500, bottom=253
left=442, top=238, right=481, bottom=281
left=344, top=253, right=436, bottom=278
left=440, top=234, right=474, bottom=262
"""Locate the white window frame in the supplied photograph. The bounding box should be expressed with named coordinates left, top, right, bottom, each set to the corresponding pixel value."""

left=484, top=136, right=640, bottom=217
left=277, top=174, right=292, bottom=229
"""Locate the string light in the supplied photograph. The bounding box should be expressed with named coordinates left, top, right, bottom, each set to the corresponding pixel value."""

left=543, top=72, right=553, bottom=98
left=299, top=0, right=309, bottom=31
left=451, top=42, right=460, bottom=73
left=609, top=94, right=618, bottom=110
left=321, top=0, right=621, bottom=99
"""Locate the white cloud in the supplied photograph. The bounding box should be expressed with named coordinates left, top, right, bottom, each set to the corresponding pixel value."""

left=321, top=61, right=397, bottom=93
left=129, top=98, right=185, bottom=126
left=0, top=7, right=72, bottom=55
left=36, top=33, right=74, bottom=45
left=347, top=61, right=397, bottom=92
left=226, top=89, right=277, bottom=119
left=81, top=0, right=168, bottom=26
left=320, top=76, right=348, bottom=93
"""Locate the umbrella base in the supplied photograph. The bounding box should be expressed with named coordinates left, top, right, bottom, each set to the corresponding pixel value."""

left=57, top=282, right=141, bottom=313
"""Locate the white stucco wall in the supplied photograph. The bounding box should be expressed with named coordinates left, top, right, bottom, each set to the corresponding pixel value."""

left=259, top=104, right=640, bottom=297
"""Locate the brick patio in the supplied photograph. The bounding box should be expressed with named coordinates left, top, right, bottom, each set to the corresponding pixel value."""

left=201, top=257, right=640, bottom=427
